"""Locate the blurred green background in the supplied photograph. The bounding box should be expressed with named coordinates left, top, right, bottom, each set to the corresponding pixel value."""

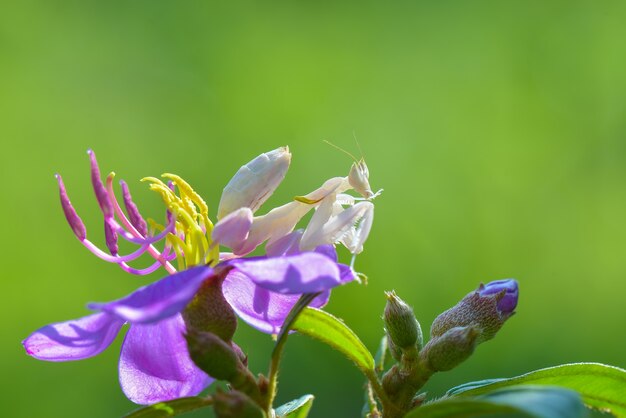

left=2, top=1, right=625, bottom=416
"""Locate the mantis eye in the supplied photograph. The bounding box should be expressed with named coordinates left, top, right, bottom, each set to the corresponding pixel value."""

left=348, top=159, right=374, bottom=199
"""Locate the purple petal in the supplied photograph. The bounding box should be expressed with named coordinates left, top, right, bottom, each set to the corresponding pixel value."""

left=338, top=264, right=357, bottom=283
left=313, top=245, right=357, bottom=284
left=88, top=266, right=214, bottom=324
left=229, top=252, right=341, bottom=294
left=119, top=315, right=212, bottom=404
left=479, top=279, right=519, bottom=315
left=56, top=174, right=87, bottom=241
left=222, top=270, right=330, bottom=334
left=120, top=180, right=148, bottom=237
left=265, top=229, right=304, bottom=257
left=23, top=312, right=124, bottom=361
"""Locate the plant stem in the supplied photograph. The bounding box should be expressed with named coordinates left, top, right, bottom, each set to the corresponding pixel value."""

left=264, top=292, right=320, bottom=416
left=365, top=369, right=402, bottom=417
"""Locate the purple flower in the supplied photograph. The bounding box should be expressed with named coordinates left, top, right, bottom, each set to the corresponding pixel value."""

left=24, top=250, right=352, bottom=404
left=478, top=279, right=519, bottom=315
left=30, top=148, right=363, bottom=404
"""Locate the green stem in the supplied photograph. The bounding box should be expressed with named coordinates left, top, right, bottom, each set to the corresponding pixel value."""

left=264, top=292, right=320, bottom=416
left=365, top=369, right=402, bottom=417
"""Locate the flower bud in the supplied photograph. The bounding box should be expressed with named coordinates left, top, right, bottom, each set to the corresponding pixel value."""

left=218, top=147, right=291, bottom=219
left=383, top=291, right=423, bottom=351
left=183, top=270, right=238, bottom=342
left=213, top=390, right=266, bottom=418
left=430, top=279, right=518, bottom=344
left=478, top=279, right=518, bottom=315
left=185, top=330, right=241, bottom=381
left=422, top=326, right=480, bottom=372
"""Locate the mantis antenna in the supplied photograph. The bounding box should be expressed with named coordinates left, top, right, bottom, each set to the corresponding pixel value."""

left=352, top=130, right=366, bottom=161
left=322, top=140, right=360, bottom=163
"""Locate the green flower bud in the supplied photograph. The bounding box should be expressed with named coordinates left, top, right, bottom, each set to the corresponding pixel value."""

left=430, top=279, right=518, bottom=344
left=383, top=291, right=423, bottom=351
left=213, top=390, right=266, bottom=418
left=422, top=326, right=480, bottom=372
left=385, top=332, right=403, bottom=362
left=185, top=330, right=241, bottom=381
left=183, top=270, right=238, bottom=342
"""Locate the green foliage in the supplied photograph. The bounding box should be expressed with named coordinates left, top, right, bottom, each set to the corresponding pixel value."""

left=123, top=397, right=212, bottom=418
left=406, top=385, right=586, bottom=418
left=275, top=394, right=314, bottom=418
left=291, top=307, right=375, bottom=375
left=447, top=363, right=626, bottom=417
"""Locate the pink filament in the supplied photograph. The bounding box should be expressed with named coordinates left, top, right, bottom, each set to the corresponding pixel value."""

left=105, top=176, right=177, bottom=274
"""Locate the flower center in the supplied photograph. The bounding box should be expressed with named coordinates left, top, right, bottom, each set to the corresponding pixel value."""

left=143, top=174, right=220, bottom=269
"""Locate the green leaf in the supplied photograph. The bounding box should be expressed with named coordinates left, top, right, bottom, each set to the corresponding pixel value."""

left=406, top=385, right=586, bottom=418
left=275, top=394, right=314, bottom=418
left=404, top=398, right=528, bottom=418
left=447, top=363, right=626, bottom=417
left=291, top=307, right=375, bottom=374
left=480, top=385, right=587, bottom=418
left=123, top=397, right=212, bottom=418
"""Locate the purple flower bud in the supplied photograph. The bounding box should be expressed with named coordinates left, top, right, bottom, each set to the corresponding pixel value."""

left=430, top=279, right=519, bottom=344
left=478, top=279, right=518, bottom=315
left=120, top=180, right=148, bottom=237
left=87, top=149, right=114, bottom=218
left=56, top=174, right=87, bottom=241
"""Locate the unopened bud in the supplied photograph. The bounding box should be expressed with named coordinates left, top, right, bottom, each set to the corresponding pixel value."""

left=185, top=330, right=241, bottom=381
left=213, top=390, right=266, bottom=418
left=422, top=326, right=480, bottom=372
left=478, top=279, right=518, bottom=315
left=218, top=147, right=291, bottom=219
left=183, top=271, right=238, bottom=342
left=383, top=291, right=423, bottom=351
left=430, top=279, right=518, bottom=344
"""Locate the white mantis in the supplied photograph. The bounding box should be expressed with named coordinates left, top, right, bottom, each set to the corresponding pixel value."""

left=212, top=144, right=382, bottom=269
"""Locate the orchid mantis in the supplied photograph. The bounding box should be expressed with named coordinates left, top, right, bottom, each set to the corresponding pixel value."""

left=213, top=145, right=382, bottom=269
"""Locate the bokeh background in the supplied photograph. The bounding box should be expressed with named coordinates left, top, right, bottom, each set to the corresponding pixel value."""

left=2, top=1, right=625, bottom=416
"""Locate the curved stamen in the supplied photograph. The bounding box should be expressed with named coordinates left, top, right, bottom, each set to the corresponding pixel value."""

left=56, top=174, right=87, bottom=241
left=111, top=217, right=176, bottom=245
left=81, top=239, right=152, bottom=263
left=120, top=180, right=148, bottom=236
left=105, top=174, right=176, bottom=274
left=118, top=247, right=175, bottom=275
left=88, top=150, right=114, bottom=218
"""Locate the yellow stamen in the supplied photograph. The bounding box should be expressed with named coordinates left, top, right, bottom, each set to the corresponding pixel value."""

left=143, top=174, right=217, bottom=269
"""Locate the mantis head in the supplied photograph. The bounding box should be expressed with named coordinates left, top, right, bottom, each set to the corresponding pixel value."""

left=348, top=159, right=376, bottom=199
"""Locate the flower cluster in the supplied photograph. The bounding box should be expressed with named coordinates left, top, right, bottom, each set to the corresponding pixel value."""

left=23, top=147, right=379, bottom=404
